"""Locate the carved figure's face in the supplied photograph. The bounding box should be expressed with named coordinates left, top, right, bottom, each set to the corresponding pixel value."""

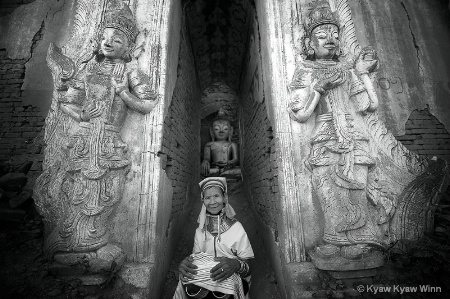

left=310, top=24, right=339, bottom=60
left=101, top=28, right=129, bottom=60
left=203, top=186, right=225, bottom=215
left=212, top=120, right=230, bottom=141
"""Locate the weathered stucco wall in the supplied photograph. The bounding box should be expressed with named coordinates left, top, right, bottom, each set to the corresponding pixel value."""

left=240, top=16, right=280, bottom=246
left=239, top=8, right=289, bottom=298
left=0, top=0, right=74, bottom=187
left=0, top=0, right=37, bottom=17
left=161, top=12, right=201, bottom=235
left=350, top=0, right=450, bottom=137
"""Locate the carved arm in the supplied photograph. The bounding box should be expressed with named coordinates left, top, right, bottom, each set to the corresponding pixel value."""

left=60, top=102, right=83, bottom=122
left=288, top=85, right=321, bottom=123
left=114, top=69, right=158, bottom=114
left=117, top=89, right=157, bottom=114
left=201, top=143, right=212, bottom=176
left=228, top=143, right=239, bottom=166
left=355, top=47, right=380, bottom=112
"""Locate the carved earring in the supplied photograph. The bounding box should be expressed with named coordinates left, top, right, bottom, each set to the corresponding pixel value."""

left=338, top=42, right=344, bottom=56
left=308, top=48, right=315, bottom=56
left=122, top=45, right=134, bottom=62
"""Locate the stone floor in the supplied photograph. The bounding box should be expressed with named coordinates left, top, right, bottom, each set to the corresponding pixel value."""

left=160, top=180, right=281, bottom=299
left=0, top=211, right=89, bottom=299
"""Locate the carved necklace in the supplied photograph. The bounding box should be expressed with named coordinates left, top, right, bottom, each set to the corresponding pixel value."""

left=88, top=57, right=125, bottom=78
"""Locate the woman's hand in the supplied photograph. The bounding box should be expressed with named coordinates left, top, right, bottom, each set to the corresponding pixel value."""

left=179, top=255, right=198, bottom=281
left=210, top=257, right=240, bottom=282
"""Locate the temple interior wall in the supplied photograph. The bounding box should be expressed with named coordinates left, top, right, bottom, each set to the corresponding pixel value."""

left=161, top=22, right=201, bottom=222
left=157, top=11, right=201, bottom=286
left=0, top=0, right=74, bottom=186
left=349, top=0, right=450, bottom=162
left=238, top=7, right=288, bottom=297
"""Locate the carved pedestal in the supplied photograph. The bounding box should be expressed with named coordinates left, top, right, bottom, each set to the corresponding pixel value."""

left=49, top=244, right=126, bottom=285
left=309, top=245, right=383, bottom=282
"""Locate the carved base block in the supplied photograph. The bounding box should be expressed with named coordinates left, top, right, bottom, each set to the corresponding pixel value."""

left=49, top=244, right=126, bottom=285
left=207, top=167, right=242, bottom=180
left=78, top=275, right=109, bottom=286
left=310, top=247, right=384, bottom=271
left=328, top=268, right=377, bottom=280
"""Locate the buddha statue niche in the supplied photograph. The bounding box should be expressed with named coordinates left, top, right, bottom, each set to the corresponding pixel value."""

left=201, top=109, right=239, bottom=177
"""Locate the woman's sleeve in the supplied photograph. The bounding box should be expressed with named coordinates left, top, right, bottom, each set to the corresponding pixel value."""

left=192, top=229, right=202, bottom=254
left=233, top=223, right=254, bottom=260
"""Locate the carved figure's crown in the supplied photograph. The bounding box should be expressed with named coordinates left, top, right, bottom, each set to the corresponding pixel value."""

left=305, top=0, right=339, bottom=36
left=104, top=4, right=138, bottom=43
left=213, top=108, right=232, bottom=123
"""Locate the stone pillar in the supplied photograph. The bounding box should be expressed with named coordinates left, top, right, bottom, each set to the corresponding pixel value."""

left=257, top=0, right=449, bottom=298
left=32, top=0, right=183, bottom=297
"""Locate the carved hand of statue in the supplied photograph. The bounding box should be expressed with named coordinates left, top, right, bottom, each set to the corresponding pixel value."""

left=201, top=160, right=210, bottom=177
left=80, top=102, right=102, bottom=121
left=355, top=46, right=379, bottom=76
left=210, top=257, right=240, bottom=282
left=314, top=72, right=345, bottom=94
left=112, top=76, right=129, bottom=96
left=288, top=101, right=304, bottom=113
left=223, top=161, right=235, bottom=172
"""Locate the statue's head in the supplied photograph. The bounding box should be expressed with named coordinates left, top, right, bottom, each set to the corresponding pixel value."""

left=210, top=108, right=233, bottom=142
left=100, top=4, right=138, bottom=61
left=304, top=1, right=340, bottom=60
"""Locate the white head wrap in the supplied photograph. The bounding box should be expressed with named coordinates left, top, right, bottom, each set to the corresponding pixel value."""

left=197, top=177, right=236, bottom=232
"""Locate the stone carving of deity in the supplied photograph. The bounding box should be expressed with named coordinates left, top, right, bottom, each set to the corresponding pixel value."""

left=34, top=3, right=157, bottom=283
left=289, top=1, right=395, bottom=265
left=201, top=109, right=239, bottom=177
left=288, top=1, right=448, bottom=274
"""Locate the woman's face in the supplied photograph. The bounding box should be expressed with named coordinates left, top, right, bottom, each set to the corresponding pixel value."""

left=203, top=186, right=225, bottom=215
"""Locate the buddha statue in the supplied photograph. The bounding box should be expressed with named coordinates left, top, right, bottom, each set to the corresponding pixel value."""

left=201, top=109, right=239, bottom=177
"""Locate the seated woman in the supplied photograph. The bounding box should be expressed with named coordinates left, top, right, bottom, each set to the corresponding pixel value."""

left=173, top=177, right=254, bottom=299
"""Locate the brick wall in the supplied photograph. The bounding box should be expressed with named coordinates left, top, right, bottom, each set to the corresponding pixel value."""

left=0, top=18, right=45, bottom=185
left=161, top=24, right=201, bottom=218
left=397, top=108, right=450, bottom=163
left=0, top=0, right=36, bottom=16
left=240, top=94, right=279, bottom=233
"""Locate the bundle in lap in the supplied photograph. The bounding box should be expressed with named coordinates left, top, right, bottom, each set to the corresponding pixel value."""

left=182, top=253, right=245, bottom=299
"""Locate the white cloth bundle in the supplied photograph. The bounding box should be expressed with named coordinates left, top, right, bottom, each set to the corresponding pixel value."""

left=182, top=253, right=245, bottom=299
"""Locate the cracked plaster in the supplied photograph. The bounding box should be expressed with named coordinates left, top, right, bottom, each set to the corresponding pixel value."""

left=0, top=0, right=74, bottom=111
left=351, top=0, right=450, bottom=136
